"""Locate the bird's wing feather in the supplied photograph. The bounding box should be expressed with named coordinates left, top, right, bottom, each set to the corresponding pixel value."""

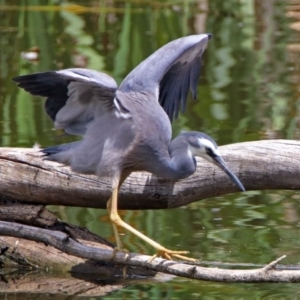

left=13, top=68, right=118, bottom=135
left=118, top=34, right=210, bottom=122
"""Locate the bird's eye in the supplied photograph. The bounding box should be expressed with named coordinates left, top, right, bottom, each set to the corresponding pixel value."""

left=205, top=147, right=214, bottom=156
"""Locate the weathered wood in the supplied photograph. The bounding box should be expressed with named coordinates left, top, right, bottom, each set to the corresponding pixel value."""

left=0, top=236, right=153, bottom=277
left=2, top=219, right=300, bottom=283
left=0, top=200, right=113, bottom=247
left=1, top=203, right=300, bottom=283
left=0, top=139, right=299, bottom=210
left=0, top=201, right=156, bottom=278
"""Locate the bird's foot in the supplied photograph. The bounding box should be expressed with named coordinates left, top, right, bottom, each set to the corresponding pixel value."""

left=149, top=248, right=198, bottom=262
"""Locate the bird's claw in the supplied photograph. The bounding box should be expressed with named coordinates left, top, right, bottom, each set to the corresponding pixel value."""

left=149, top=249, right=197, bottom=262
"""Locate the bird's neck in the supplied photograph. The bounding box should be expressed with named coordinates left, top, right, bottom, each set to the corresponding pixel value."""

left=152, top=135, right=197, bottom=180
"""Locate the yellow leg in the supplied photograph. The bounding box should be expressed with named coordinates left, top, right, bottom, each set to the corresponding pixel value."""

left=107, top=196, right=128, bottom=278
left=107, top=196, right=123, bottom=250
left=108, top=184, right=196, bottom=262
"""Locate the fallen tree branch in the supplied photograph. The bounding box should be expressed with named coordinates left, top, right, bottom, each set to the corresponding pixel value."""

left=0, top=139, right=300, bottom=209
left=1, top=220, right=300, bottom=282
left=0, top=201, right=155, bottom=278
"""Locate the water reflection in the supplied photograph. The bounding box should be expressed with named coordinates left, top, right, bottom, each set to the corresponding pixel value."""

left=1, top=0, right=300, bottom=299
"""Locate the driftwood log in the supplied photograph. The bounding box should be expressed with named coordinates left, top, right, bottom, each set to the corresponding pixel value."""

left=0, top=201, right=158, bottom=296
left=1, top=139, right=300, bottom=288
left=1, top=207, right=300, bottom=284
left=0, top=139, right=299, bottom=209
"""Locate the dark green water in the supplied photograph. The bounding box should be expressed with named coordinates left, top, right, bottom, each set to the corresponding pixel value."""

left=1, top=0, right=300, bottom=298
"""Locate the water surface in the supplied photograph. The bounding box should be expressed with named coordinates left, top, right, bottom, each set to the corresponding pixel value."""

left=1, top=0, right=300, bottom=299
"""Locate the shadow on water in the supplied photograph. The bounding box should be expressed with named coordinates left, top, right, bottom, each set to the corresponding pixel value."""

left=1, top=0, right=300, bottom=299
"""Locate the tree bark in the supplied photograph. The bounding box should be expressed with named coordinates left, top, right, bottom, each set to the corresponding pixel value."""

left=0, top=200, right=156, bottom=279
left=1, top=140, right=300, bottom=286
left=0, top=139, right=299, bottom=210
left=1, top=217, right=300, bottom=283
left=1, top=202, right=300, bottom=284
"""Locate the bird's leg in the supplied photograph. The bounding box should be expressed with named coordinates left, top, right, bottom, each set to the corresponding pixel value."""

left=109, top=182, right=196, bottom=262
left=107, top=196, right=124, bottom=250
left=107, top=173, right=131, bottom=252
left=107, top=193, right=129, bottom=278
left=107, top=195, right=128, bottom=278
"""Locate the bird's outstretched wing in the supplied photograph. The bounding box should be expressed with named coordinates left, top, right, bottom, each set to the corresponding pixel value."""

left=119, top=34, right=211, bottom=122
left=13, top=68, right=117, bottom=135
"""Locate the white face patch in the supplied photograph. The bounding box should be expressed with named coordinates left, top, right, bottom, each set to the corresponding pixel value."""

left=187, top=137, right=221, bottom=162
left=198, top=137, right=215, bottom=149
left=198, top=138, right=220, bottom=155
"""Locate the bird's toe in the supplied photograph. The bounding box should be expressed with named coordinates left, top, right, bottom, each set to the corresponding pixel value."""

left=150, top=249, right=197, bottom=262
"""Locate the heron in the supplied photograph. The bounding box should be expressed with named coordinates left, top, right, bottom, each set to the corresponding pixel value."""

left=13, top=34, right=245, bottom=261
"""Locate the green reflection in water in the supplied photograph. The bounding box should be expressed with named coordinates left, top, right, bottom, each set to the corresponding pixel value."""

left=1, top=0, right=300, bottom=299
left=105, top=278, right=300, bottom=300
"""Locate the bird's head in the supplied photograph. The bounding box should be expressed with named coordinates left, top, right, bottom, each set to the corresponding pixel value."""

left=186, top=132, right=245, bottom=192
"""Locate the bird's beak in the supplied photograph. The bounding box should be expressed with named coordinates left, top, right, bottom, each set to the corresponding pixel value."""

left=212, top=155, right=245, bottom=192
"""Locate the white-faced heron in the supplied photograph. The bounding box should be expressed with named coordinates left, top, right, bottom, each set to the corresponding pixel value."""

left=13, top=34, right=245, bottom=261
